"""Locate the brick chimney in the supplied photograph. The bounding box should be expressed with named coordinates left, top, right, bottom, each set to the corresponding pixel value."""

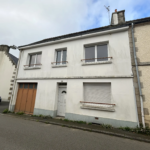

left=111, top=9, right=125, bottom=25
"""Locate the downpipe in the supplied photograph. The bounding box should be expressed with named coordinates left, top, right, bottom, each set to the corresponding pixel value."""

left=131, top=23, right=145, bottom=128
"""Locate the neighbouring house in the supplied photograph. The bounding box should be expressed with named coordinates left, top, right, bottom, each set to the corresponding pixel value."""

left=127, top=17, right=150, bottom=127
left=0, top=45, right=18, bottom=101
left=9, top=10, right=140, bottom=128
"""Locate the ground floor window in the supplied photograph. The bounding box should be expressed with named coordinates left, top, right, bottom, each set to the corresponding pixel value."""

left=84, top=83, right=111, bottom=103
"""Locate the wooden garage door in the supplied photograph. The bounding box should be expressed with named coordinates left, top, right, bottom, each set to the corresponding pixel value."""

left=15, top=83, right=37, bottom=114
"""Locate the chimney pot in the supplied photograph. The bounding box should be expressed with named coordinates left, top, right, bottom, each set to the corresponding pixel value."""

left=115, top=9, right=117, bottom=12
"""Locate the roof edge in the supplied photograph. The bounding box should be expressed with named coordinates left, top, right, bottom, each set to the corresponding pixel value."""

left=19, top=26, right=129, bottom=50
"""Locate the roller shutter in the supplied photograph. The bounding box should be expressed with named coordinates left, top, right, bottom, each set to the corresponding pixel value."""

left=84, top=83, right=111, bottom=103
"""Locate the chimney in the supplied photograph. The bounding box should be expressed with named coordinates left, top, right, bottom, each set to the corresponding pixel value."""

left=111, top=10, right=125, bottom=25
left=0, top=45, right=10, bottom=53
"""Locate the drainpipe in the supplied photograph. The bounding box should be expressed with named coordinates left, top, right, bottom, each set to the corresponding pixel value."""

left=9, top=48, right=22, bottom=112
left=131, top=23, right=145, bottom=128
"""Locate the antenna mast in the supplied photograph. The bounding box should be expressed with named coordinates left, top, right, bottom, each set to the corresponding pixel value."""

left=104, top=5, right=110, bottom=25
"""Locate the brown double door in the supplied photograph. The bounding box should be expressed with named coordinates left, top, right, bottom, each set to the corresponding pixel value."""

left=15, top=83, right=37, bottom=114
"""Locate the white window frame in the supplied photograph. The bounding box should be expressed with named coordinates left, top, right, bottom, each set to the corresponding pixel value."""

left=29, top=53, right=42, bottom=67
left=55, top=49, right=67, bottom=65
left=84, top=43, right=110, bottom=63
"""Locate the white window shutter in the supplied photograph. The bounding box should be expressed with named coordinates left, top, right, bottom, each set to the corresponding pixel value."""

left=84, top=83, right=111, bottom=103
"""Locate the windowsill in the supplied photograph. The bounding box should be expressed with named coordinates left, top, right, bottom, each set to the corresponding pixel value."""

left=80, top=105, right=115, bottom=112
left=24, top=66, right=41, bottom=70
left=82, top=60, right=112, bottom=66
left=52, top=64, right=67, bottom=68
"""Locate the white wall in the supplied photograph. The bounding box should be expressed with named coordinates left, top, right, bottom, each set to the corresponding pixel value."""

left=11, top=28, right=138, bottom=126
left=17, top=30, right=132, bottom=78
left=12, top=78, right=137, bottom=123
left=0, top=51, right=16, bottom=101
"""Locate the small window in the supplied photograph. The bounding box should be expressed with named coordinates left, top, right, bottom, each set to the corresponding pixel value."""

left=19, top=84, right=23, bottom=88
left=29, top=84, right=33, bottom=89
left=24, top=84, right=28, bottom=89
left=29, top=53, right=42, bottom=67
left=85, top=44, right=108, bottom=62
left=34, top=84, right=37, bottom=89
left=56, top=50, right=67, bottom=65
left=62, top=91, right=66, bottom=93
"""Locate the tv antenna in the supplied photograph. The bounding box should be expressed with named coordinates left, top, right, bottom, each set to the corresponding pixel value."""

left=104, top=5, right=110, bottom=25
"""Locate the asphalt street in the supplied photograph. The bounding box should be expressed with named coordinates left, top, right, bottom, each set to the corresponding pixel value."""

left=0, top=113, right=150, bottom=150
left=0, top=101, right=9, bottom=113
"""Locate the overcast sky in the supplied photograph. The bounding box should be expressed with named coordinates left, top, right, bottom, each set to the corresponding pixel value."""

left=1, top=0, right=150, bottom=58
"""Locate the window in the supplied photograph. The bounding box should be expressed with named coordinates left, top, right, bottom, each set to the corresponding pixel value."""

left=85, top=44, right=108, bottom=63
left=29, top=53, right=41, bottom=67
left=56, top=50, right=67, bottom=65
left=84, top=83, right=111, bottom=103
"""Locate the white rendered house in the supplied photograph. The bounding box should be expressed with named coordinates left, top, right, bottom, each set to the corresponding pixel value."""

left=9, top=10, right=139, bottom=128
left=0, top=45, right=18, bottom=101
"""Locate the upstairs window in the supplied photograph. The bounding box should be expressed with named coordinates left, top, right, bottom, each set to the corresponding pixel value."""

left=85, top=45, right=108, bottom=63
left=29, top=53, right=42, bottom=67
left=56, top=50, right=67, bottom=65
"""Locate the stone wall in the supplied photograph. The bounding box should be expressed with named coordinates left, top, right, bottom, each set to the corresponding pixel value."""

left=129, top=23, right=150, bottom=127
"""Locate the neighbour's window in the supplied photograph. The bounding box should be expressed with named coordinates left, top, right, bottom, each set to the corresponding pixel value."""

left=85, top=44, right=108, bottom=62
left=29, top=53, right=42, bottom=67
left=84, top=83, right=111, bottom=103
left=56, top=50, right=67, bottom=65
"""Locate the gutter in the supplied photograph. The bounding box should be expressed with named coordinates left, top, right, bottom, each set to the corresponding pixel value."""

left=19, top=26, right=129, bottom=50
left=131, top=23, right=145, bottom=128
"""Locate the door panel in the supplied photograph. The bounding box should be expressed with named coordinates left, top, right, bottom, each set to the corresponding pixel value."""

left=25, top=84, right=34, bottom=113
left=57, top=87, right=67, bottom=117
left=30, top=84, right=37, bottom=114
left=19, top=84, right=29, bottom=112
left=15, top=84, right=24, bottom=112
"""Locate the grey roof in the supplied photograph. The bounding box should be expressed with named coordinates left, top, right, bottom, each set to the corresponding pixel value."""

left=19, top=16, right=150, bottom=48
left=7, top=53, right=18, bottom=66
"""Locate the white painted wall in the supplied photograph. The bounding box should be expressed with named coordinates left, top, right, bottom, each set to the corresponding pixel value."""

left=0, top=51, right=16, bottom=101
left=12, top=78, right=137, bottom=123
left=11, top=28, right=138, bottom=126
left=17, top=29, right=132, bottom=78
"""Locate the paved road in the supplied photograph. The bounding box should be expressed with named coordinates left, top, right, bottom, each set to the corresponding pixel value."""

left=0, top=101, right=9, bottom=113
left=0, top=114, right=150, bottom=150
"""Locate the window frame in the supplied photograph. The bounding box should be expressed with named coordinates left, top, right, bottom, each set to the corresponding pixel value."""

left=84, top=43, right=109, bottom=63
left=29, top=52, right=42, bottom=67
left=55, top=49, right=67, bottom=65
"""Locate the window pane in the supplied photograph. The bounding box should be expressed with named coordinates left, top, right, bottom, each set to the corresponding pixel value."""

left=36, top=54, right=41, bottom=64
left=34, top=84, right=37, bottom=89
left=19, top=84, right=23, bottom=88
left=62, top=50, right=67, bottom=64
left=29, top=84, right=33, bottom=89
left=24, top=84, right=28, bottom=89
left=97, top=45, right=108, bottom=61
left=29, top=54, right=36, bottom=66
left=85, top=46, right=95, bottom=62
left=56, top=51, right=61, bottom=65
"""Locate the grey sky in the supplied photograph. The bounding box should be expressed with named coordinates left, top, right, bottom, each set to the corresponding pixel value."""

left=0, top=0, right=150, bottom=58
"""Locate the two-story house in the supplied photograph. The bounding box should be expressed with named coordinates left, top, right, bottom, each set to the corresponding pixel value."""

left=9, top=10, right=139, bottom=128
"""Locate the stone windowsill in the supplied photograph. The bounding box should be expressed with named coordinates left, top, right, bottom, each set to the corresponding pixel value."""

left=82, top=60, right=112, bottom=66
left=52, top=64, right=67, bottom=68
left=24, top=66, right=41, bottom=70
left=81, top=106, right=115, bottom=112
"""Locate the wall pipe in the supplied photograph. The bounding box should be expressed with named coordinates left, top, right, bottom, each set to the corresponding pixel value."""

left=131, top=23, right=145, bottom=128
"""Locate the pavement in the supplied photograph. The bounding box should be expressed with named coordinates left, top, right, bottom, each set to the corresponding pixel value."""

left=0, top=114, right=150, bottom=150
